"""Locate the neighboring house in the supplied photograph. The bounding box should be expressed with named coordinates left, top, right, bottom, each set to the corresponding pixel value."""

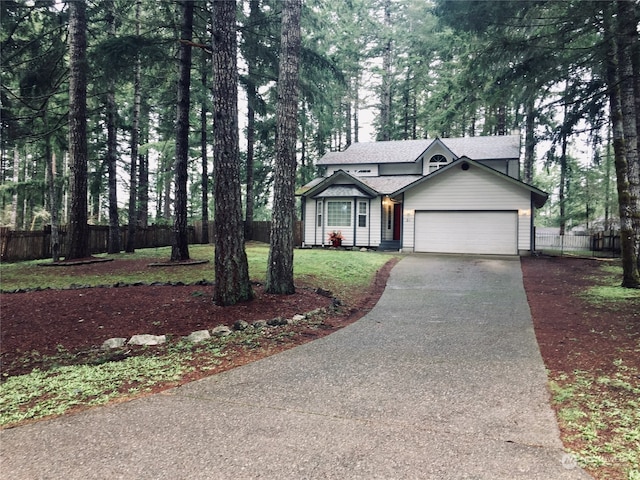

left=297, top=134, right=548, bottom=255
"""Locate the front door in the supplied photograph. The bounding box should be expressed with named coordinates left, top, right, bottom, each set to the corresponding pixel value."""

left=393, top=203, right=402, bottom=241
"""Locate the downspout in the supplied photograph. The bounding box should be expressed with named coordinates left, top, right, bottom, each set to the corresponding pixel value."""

left=352, top=197, right=357, bottom=247
left=530, top=196, right=535, bottom=254
left=380, top=196, right=385, bottom=245
left=399, top=194, right=404, bottom=249
left=368, top=198, right=371, bottom=247
left=320, top=199, right=324, bottom=246
left=300, top=196, right=305, bottom=246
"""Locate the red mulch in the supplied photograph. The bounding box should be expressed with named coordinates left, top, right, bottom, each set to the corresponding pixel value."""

left=521, top=255, right=639, bottom=375
left=1, top=258, right=398, bottom=378
left=522, top=255, right=640, bottom=480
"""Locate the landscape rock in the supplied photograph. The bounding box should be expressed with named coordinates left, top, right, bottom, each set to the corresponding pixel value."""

left=186, top=330, right=211, bottom=343
left=211, top=325, right=232, bottom=337
left=128, top=334, right=166, bottom=346
left=291, top=314, right=305, bottom=323
left=102, top=337, right=127, bottom=350
left=252, top=320, right=267, bottom=329
left=233, top=320, right=249, bottom=331
left=267, top=317, right=288, bottom=327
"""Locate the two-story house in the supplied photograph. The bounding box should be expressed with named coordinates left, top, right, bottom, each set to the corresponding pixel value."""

left=298, top=134, right=548, bottom=255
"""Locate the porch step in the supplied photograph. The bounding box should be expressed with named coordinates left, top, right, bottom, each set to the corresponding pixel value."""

left=378, top=240, right=401, bottom=251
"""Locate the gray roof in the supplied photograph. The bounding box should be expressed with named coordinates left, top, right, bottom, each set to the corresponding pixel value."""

left=312, top=185, right=371, bottom=198
left=317, top=135, right=521, bottom=165
left=357, top=175, right=422, bottom=195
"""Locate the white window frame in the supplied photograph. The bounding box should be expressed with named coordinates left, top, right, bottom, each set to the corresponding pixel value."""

left=327, top=201, right=352, bottom=227
left=358, top=201, right=367, bottom=228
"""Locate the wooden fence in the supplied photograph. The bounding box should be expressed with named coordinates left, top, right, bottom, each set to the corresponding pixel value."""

left=0, top=221, right=303, bottom=262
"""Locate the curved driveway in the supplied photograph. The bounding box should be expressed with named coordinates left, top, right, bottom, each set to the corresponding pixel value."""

left=1, top=255, right=591, bottom=479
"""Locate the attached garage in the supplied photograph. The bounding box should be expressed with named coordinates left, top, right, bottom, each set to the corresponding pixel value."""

left=414, top=211, right=518, bottom=255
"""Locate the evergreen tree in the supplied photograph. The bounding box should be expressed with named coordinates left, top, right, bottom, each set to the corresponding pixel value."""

left=212, top=0, right=253, bottom=305
left=266, top=0, right=302, bottom=295
left=66, top=0, right=90, bottom=260
left=171, top=0, right=194, bottom=262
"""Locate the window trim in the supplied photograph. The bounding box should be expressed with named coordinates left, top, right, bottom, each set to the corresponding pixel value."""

left=327, top=200, right=352, bottom=227
left=358, top=201, right=367, bottom=228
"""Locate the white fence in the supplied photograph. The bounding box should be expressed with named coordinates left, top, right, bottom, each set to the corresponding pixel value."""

left=535, top=233, right=591, bottom=251
left=534, top=231, right=620, bottom=257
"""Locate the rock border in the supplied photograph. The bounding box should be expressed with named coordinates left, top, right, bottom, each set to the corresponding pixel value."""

left=101, top=308, right=328, bottom=349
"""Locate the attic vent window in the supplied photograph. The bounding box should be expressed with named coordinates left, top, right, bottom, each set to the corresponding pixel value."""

left=428, top=154, right=448, bottom=173
left=355, top=169, right=371, bottom=173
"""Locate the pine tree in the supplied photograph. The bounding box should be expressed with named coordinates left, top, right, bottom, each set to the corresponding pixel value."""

left=212, top=0, right=253, bottom=305
left=66, top=0, right=90, bottom=260
left=266, top=0, right=302, bottom=294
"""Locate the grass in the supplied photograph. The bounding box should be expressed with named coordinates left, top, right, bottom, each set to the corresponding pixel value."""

left=0, top=243, right=395, bottom=294
left=582, top=264, right=640, bottom=303
left=549, top=262, right=640, bottom=480
left=0, top=243, right=398, bottom=427
left=550, top=362, right=640, bottom=479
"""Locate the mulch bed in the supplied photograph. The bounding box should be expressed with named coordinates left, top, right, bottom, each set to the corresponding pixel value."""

left=1, top=258, right=398, bottom=378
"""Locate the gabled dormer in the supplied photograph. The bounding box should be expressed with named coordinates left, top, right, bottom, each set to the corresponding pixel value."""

left=419, top=138, right=457, bottom=175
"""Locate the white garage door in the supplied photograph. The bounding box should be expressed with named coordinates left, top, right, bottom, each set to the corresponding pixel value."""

left=414, top=211, right=518, bottom=255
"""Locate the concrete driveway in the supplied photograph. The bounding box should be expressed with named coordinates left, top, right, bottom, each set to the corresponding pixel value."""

left=0, top=255, right=591, bottom=479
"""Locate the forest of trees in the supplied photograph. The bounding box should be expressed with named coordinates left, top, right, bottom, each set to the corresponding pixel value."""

left=1, top=0, right=639, bottom=287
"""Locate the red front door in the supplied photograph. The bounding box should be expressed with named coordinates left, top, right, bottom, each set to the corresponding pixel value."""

left=393, top=203, right=402, bottom=241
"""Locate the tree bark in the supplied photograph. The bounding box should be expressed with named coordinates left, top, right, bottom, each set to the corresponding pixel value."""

left=126, top=0, right=142, bottom=253
left=243, top=0, right=260, bottom=243
left=266, top=0, right=302, bottom=295
left=137, top=103, right=150, bottom=229
left=200, top=51, right=209, bottom=244
left=106, top=0, right=120, bottom=254
left=378, top=0, right=392, bottom=142
left=523, top=98, right=535, bottom=184
left=171, top=0, right=194, bottom=262
left=66, top=0, right=89, bottom=260
left=46, top=146, right=60, bottom=262
left=212, top=0, right=253, bottom=305
left=617, top=0, right=640, bottom=274
left=605, top=5, right=640, bottom=287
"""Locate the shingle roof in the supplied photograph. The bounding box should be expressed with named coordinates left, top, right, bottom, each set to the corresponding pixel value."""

left=316, top=135, right=520, bottom=165
left=357, top=175, right=422, bottom=195
left=312, top=185, right=372, bottom=198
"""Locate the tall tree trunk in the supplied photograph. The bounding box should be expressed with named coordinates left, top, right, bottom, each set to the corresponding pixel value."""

left=378, top=0, right=392, bottom=142
left=200, top=52, right=209, bottom=244
left=354, top=77, right=360, bottom=144
left=171, top=0, right=194, bottom=262
left=11, top=148, right=19, bottom=228
left=523, top=98, right=536, bottom=184
left=46, top=145, right=60, bottom=262
left=266, top=0, right=302, bottom=295
left=605, top=5, right=640, bottom=287
left=106, top=0, right=120, bottom=254
left=212, top=0, right=253, bottom=305
left=66, top=0, right=89, bottom=260
left=126, top=0, right=142, bottom=253
left=245, top=80, right=256, bottom=241
left=137, top=104, right=149, bottom=229
left=243, top=0, right=260, bottom=243
left=617, top=0, right=640, bottom=273
left=558, top=127, right=568, bottom=236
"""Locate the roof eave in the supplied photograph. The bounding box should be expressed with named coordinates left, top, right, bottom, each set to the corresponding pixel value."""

left=299, top=170, right=379, bottom=198
left=391, top=157, right=549, bottom=208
